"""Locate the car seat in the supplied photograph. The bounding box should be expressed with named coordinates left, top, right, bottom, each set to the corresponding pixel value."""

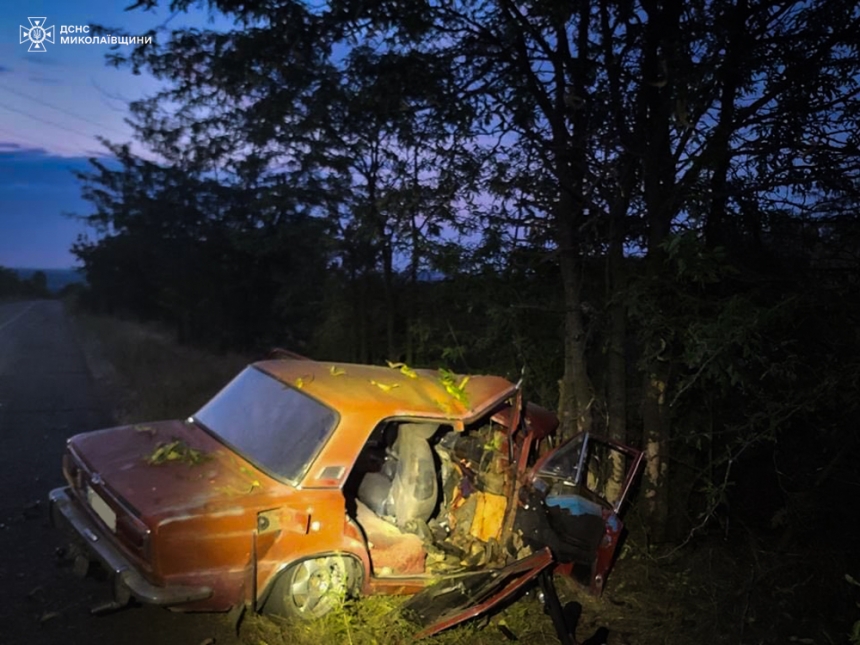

left=358, top=423, right=439, bottom=527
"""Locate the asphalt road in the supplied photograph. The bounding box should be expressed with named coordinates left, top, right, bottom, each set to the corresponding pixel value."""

left=0, top=300, right=240, bottom=645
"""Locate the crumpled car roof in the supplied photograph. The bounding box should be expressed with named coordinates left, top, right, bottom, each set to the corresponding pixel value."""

left=256, top=359, right=517, bottom=424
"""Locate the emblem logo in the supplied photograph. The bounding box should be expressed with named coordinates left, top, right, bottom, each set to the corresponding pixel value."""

left=20, top=17, right=55, bottom=52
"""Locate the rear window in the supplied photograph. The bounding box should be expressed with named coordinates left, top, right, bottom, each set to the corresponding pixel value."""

left=193, top=367, right=337, bottom=483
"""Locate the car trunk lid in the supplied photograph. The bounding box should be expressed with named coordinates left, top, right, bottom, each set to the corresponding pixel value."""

left=67, top=419, right=274, bottom=521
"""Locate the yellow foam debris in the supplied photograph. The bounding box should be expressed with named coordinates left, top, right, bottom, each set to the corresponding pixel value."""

left=469, top=491, right=507, bottom=542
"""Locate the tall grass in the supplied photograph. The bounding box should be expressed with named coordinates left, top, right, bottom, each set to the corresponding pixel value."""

left=70, top=310, right=250, bottom=423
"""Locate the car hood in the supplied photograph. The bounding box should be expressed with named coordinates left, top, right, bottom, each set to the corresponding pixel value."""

left=68, top=419, right=281, bottom=521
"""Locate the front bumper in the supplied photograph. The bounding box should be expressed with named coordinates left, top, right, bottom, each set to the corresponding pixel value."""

left=49, top=487, right=213, bottom=606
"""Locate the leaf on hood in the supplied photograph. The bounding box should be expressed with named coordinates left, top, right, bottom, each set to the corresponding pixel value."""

left=145, top=438, right=209, bottom=466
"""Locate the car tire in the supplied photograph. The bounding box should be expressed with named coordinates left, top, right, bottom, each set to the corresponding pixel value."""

left=264, top=555, right=360, bottom=620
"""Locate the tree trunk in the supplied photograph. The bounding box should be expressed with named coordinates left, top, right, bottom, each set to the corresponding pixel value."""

left=356, top=270, right=369, bottom=363
left=365, top=154, right=397, bottom=362
left=555, top=1, right=594, bottom=441
left=381, top=241, right=396, bottom=361
left=605, top=180, right=631, bottom=501
left=639, top=0, right=682, bottom=543
left=406, top=148, right=421, bottom=366
left=705, top=0, right=745, bottom=249
left=642, top=365, right=670, bottom=541
left=557, top=207, right=593, bottom=440
left=599, top=0, right=638, bottom=500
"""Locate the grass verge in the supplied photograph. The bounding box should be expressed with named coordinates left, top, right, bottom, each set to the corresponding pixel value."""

left=69, top=308, right=249, bottom=423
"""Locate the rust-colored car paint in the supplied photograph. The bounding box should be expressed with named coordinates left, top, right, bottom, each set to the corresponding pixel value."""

left=51, top=358, right=642, bottom=631
left=66, top=420, right=301, bottom=610
left=56, top=361, right=520, bottom=611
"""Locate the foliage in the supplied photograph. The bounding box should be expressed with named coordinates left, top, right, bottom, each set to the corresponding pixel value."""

left=72, top=143, right=332, bottom=350
left=144, top=438, right=209, bottom=466
left=71, top=0, right=860, bottom=555
left=0, top=266, right=52, bottom=299
left=437, top=368, right=470, bottom=406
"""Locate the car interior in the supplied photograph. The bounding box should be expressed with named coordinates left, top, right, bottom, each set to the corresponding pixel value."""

left=344, top=415, right=521, bottom=578
left=342, top=414, right=626, bottom=587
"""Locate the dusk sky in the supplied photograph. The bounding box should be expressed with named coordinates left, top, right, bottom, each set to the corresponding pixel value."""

left=0, top=1, right=209, bottom=268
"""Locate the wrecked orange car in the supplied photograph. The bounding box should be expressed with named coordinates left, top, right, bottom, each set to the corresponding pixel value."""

left=49, top=358, right=642, bottom=635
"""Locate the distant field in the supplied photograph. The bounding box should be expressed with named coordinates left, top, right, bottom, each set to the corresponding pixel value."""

left=14, top=267, right=85, bottom=293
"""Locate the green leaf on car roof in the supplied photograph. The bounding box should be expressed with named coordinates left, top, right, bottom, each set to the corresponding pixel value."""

left=386, top=360, right=418, bottom=378
left=438, top=368, right=470, bottom=406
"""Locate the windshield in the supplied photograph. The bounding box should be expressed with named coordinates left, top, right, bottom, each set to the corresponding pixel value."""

left=193, top=367, right=338, bottom=483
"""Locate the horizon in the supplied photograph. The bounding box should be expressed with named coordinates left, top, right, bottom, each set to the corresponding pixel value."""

left=7, top=266, right=81, bottom=271
left=0, top=2, right=211, bottom=269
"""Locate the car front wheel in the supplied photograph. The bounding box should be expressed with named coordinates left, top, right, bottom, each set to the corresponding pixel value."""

left=265, top=555, right=359, bottom=620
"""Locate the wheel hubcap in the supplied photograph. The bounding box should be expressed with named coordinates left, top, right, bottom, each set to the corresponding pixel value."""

left=289, top=557, right=347, bottom=618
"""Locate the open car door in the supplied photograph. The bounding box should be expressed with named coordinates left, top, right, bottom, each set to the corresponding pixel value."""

left=402, top=547, right=553, bottom=639
left=521, top=433, right=643, bottom=594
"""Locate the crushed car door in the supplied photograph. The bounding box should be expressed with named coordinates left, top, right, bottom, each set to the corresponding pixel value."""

left=521, top=433, right=643, bottom=593
left=401, top=547, right=553, bottom=639
left=532, top=433, right=643, bottom=514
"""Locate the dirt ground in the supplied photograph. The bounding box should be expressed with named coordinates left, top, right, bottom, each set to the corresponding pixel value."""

left=67, top=308, right=860, bottom=645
